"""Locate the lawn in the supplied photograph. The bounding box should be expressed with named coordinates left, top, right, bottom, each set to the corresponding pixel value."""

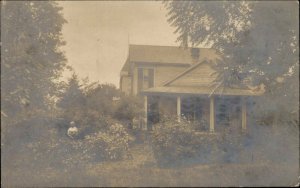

left=2, top=142, right=299, bottom=187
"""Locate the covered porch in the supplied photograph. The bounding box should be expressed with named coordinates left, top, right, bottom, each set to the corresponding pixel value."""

left=141, top=86, right=263, bottom=132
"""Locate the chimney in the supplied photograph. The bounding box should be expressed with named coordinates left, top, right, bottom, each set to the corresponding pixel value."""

left=190, top=48, right=200, bottom=63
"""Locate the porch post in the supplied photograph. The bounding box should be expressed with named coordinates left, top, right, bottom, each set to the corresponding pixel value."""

left=177, top=96, right=181, bottom=122
left=144, top=95, right=148, bottom=130
left=210, top=96, right=215, bottom=132
left=242, top=97, right=247, bottom=130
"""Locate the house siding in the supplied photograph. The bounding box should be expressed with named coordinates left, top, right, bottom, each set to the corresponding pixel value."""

left=131, top=63, right=189, bottom=95
left=170, top=63, right=218, bottom=87
left=155, top=65, right=189, bottom=87
left=199, top=48, right=220, bottom=62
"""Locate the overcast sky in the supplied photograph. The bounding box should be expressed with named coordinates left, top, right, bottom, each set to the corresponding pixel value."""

left=59, top=1, right=179, bottom=87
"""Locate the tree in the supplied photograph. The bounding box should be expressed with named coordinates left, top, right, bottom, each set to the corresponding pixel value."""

left=1, top=1, right=67, bottom=124
left=164, top=1, right=299, bottom=125
left=85, top=83, right=121, bottom=116
left=57, top=76, right=125, bottom=136
left=114, top=95, right=143, bottom=129
left=57, top=73, right=86, bottom=123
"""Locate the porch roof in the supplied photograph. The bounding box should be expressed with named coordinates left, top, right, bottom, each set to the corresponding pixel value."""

left=141, top=85, right=264, bottom=96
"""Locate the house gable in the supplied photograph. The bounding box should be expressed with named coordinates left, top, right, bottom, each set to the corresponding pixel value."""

left=119, top=44, right=223, bottom=95
left=164, top=60, right=218, bottom=87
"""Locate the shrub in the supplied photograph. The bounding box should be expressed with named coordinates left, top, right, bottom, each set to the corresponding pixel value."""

left=114, top=95, right=143, bottom=129
left=151, top=117, right=203, bottom=165
left=75, top=114, right=118, bottom=139
left=151, top=116, right=248, bottom=165
left=2, top=117, right=135, bottom=174
left=84, top=123, right=135, bottom=161
left=216, top=125, right=245, bottom=163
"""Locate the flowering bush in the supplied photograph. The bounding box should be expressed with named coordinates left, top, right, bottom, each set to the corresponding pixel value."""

left=17, top=122, right=135, bottom=169
left=85, top=123, right=134, bottom=161
left=151, top=116, right=247, bottom=165
left=151, top=117, right=203, bottom=165
left=2, top=117, right=135, bottom=173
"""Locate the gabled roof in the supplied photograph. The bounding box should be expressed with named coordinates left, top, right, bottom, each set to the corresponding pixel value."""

left=121, top=44, right=217, bottom=74
left=129, top=44, right=203, bottom=64
left=121, top=44, right=214, bottom=72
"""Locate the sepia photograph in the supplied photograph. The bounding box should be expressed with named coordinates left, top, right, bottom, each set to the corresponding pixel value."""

left=1, top=0, right=299, bottom=187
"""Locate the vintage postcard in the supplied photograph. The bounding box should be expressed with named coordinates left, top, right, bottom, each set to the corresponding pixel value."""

left=1, top=0, right=299, bottom=187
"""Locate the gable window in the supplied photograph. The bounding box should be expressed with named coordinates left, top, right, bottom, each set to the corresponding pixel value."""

left=137, top=67, right=154, bottom=93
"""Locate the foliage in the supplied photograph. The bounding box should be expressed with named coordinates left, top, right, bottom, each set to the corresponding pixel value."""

left=84, top=123, right=135, bottom=161
left=1, top=117, right=71, bottom=169
left=57, top=74, right=86, bottom=111
left=57, top=74, right=86, bottom=123
left=2, top=117, right=134, bottom=173
left=57, top=75, right=124, bottom=136
left=43, top=123, right=134, bottom=167
left=114, top=95, right=143, bottom=128
left=1, top=1, right=67, bottom=122
left=151, top=116, right=258, bottom=165
left=164, top=1, right=299, bottom=125
left=57, top=74, right=143, bottom=133
left=84, top=82, right=121, bottom=115
left=151, top=117, right=215, bottom=165
left=55, top=77, right=137, bottom=160
left=164, top=1, right=298, bottom=87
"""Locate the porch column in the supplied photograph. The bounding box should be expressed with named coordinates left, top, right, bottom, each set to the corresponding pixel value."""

left=144, top=95, right=148, bottom=130
left=209, top=96, right=215, bottom=132
left=177, top=96, right=181, bottom=122
left=242, top=97, right=247, bottom=130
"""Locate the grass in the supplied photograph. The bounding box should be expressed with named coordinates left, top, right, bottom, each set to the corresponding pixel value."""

left=2, top=142, right=299, bottom=187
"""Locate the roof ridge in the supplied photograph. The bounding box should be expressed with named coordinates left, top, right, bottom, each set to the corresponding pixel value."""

left=129, top=44, right=212, bottom=49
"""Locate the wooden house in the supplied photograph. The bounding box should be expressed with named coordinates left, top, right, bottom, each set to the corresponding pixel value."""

left=120, top=44, right=264, bottom=131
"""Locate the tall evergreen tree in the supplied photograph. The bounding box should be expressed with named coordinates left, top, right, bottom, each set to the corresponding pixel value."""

left=57, top=73, right=86, bottom=124
left=1, top=1, right=67, bottom=124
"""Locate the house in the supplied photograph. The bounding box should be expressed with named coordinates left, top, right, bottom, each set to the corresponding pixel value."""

left=120, top=44, right=264, bottom=131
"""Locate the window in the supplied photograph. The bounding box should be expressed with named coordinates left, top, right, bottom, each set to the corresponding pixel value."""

left=137, top=67, right=154, bottom=93
left=181, top=97, right=209, bottom=131
left=182, top=97, right=204, bottom=122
